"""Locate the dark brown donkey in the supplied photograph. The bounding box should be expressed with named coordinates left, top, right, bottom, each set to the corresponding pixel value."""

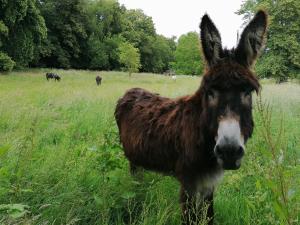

left=115, top=11, right=267, bottom=225
left=96, top=75, right=102, bottom=86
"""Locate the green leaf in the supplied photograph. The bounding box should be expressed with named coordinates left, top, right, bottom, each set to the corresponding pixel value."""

left=272, top=201, right=287, bottom=223
left=121, top=191, right=136, bottom=200
left=0, top=204, right=29, bottom=219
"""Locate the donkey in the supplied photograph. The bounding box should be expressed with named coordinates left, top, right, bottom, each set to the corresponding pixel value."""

left=96, top=75, right=102, bottom=86
left=46, top=72, right=54, bottom=81
left=46, top=72, right=60, bottom=81
left=115, top=11, right=267, bottom=225
left=53, top=74, right=61, bottom=81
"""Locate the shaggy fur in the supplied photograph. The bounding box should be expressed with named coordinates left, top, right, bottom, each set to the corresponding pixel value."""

left=54, top=74, right=61, bottom=81
left=46, top=72, right=54, bottom=81
left=96, top=75, right=102, bottom=86
left=115, top=10, right=267, bottom=225
left=46, top=72, right=60, bottom=81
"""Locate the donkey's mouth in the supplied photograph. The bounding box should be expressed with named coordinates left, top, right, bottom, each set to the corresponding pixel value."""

left=217, top=157, right=242, bottom=170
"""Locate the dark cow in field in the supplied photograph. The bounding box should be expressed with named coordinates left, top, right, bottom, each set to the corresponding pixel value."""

left=46, top=72, right=54, bottom=80
left=115, top=11, right=267, bottom=225
left=53, top=74, right=61, bottom=81
left=46, top=72, right=61, bottom=81
left=96, top=75, right=102, bottom=86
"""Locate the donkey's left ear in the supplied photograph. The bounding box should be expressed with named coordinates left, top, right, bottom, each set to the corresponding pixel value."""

left=235, top=10, right=268, bottom=67
left=200, top=14, right=223, bottom=68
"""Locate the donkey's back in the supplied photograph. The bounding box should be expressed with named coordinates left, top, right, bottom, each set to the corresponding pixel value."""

left=115, top=88, right=184, bottom=173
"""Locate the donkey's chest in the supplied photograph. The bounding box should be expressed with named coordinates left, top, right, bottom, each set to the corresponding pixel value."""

left=196, top=169, right=224, bottom=197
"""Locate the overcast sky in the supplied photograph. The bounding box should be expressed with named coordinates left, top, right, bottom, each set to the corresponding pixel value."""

left=118, top=0, right=245, bottom=48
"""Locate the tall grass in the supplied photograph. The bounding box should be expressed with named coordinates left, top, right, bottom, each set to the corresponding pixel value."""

left=253, top=95, right=298, bottom=225
left=0, top=70, right=299, bottom=224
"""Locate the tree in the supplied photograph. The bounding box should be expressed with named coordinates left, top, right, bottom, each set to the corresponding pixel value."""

left=37, top=0, right=89, bottom=68
left=118, top=42, right=141, bottom=76
left=238, top=0, right=300, bottom=82
left=0, top=0, right=46, bottom=69
left=136, top=35, right=176, bottom=74
left=0, top=52, right=15, bottom=72
left=153, top=35, right=176, bottom=73
left=172, top=32, right=203, bottom=75
left=0, top=20, right=15, bottom=71
left=121, top=9, right=157, bottom=72
left=85, top=0, right=124, bottom=70
left=0, top=0, right=176, bottom=72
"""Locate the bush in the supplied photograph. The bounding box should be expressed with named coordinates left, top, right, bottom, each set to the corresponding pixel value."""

left=0, top=52, right=15, bottom=72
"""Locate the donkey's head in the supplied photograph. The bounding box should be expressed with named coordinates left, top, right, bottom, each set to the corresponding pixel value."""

left=199, top=11, right=267, bottom=170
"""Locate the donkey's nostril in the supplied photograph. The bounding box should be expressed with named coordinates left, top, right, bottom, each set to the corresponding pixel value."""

left=237, top=146, right=244, bottom=157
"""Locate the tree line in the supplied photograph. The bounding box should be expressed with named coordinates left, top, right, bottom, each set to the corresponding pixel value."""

left=0, top=0, right=299, bottom=81
left=0, top=0, right=203, bottom=75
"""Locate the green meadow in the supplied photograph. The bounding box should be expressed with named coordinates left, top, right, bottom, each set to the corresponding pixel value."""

left=0, top=70, right=299, bottom=225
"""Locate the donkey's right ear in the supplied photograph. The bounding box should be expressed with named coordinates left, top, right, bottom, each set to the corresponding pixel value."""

left=200, top=14, right=223, bottom=68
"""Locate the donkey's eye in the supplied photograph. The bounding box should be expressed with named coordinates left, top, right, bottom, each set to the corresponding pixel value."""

left=244, top=91, right=251, bottom=97
left=207, top=90, right=215, bottom=99
left=241, top=90, right=252, bottom=105
left=244, top=90, right=252, bottom=97
left=207, top=90, right=218, bottom=105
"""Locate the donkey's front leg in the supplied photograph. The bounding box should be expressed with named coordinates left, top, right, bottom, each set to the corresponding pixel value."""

left=203, top=191, right=214, bottom=225
left=180, top=182, right=197, bottom=225
left=180, top=182, right=214, bottom=225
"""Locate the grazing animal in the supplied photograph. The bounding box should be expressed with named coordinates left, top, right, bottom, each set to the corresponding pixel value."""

left=96, top=75, right=102, bottom=86
left=46, top=72, right=54, bottom=80
left=53, top=74, right=61, bottom=81
left=115, top=11, right=267, bottom=225
left=172, top=75, right=177, bottom=81
left=46, top=72, right=60, bottom=81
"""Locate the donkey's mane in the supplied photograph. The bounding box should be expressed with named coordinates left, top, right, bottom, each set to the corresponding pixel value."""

left=199, top=61, right=260, bottom=94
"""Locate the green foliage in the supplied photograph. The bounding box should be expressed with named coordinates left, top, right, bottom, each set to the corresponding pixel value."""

left=0, top=204, right=30, bottom=219
left=84, top=0, right=124, bottom=70
left=172, top=32, right=204, bottom=75
left=0, top=20, right=8, bottom=43
left=118, top=42, right=141, bottom=76
left=37, top=0, right=89, bottom=68
left=147, top=35, right=176, bottom=74
left=1, top=0, right=175, bottom=72
left=238, top=0, right=300, bottom=82
left=0, top=0, right=176, bottom=72
left=0, top=0, right=46, bottom=69
left=121, top=9, right=175, bottom=73
left=0, top=52, right=15, bottom=72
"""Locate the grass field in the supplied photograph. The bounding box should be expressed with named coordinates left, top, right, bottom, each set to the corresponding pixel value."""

left=0, top=70, right=299, bottom=225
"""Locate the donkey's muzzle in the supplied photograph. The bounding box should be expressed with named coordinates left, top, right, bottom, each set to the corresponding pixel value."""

left=214, top=144, right=244, bottom=170
left=215, top=117, right=245, bottom=170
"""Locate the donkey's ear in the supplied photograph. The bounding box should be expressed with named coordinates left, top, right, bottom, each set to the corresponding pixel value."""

left=235, top=10, right=268, bottom=67
left=200, top=14, right=223, bottom=67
